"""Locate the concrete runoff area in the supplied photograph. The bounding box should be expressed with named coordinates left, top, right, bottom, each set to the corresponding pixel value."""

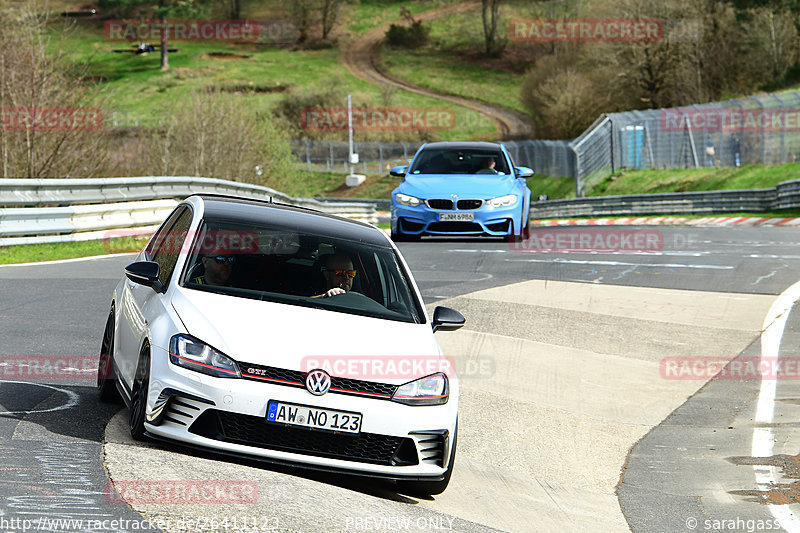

left=102, top=279, right=775, bottom=532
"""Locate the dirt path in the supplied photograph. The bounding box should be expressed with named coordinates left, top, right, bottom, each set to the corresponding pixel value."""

left=340, top=1, right=534, bottom=140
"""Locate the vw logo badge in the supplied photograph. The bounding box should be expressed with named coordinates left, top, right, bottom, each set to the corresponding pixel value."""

left=306, top=369, right=331, bottom=396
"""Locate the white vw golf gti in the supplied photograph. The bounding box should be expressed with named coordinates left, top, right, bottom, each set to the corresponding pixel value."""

left=98, top=194, right=464, bottom=494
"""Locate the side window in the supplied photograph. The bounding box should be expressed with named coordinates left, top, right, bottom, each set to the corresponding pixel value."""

left=149, top=206, right=193, bottom=288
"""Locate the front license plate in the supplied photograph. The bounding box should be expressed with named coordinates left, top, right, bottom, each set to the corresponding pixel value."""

left=266, top=401, right=362, bottom=434
left=439, top=212, right=474, bottom=222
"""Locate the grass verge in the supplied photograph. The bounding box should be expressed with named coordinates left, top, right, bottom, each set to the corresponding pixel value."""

left=0, top=237, right=144, bottom=265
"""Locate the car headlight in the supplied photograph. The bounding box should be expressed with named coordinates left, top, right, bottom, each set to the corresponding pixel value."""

left=392, top=372, right=448, bottom=405
left=169, top=334, right=241, bottom=379
left=488, top=194, right=518, bottom=207
left=395, top=193, right=422, bottom=207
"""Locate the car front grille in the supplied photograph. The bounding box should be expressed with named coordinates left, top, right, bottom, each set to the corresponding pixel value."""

left=456, top=199, right=483, bottom=210
left=189, top=410, right=419, bottom=466
left=427, top=222, right=483, bottom=233
left=238, top=362, right=398, bottom=400
left=426, top=199, right=454, bottom=210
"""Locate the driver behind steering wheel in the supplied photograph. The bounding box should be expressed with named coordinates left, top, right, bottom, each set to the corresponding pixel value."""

left=313, top=253, right=356, bottom=298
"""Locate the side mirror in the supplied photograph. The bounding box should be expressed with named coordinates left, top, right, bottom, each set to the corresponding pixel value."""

left=431, top=306, right=465, bottom=333
left=390, top=166, right=407, bottom=177
left=515, top=166, right=534, bottom=178
left=125, top=261, right=165, bottom=293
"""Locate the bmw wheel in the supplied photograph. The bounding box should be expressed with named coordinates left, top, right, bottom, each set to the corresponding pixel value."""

left=97, top=309, right=121, bottom=403
left=129, top=345, right=151, bottom=441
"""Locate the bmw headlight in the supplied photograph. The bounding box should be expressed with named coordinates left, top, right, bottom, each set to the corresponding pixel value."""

left=169, top=334, right=241, bottom=378
left=395, top=193, right=422, bottom=207
left=488, top=194, right=518, bottom=208
left=392, top=373, right=448, bottom=406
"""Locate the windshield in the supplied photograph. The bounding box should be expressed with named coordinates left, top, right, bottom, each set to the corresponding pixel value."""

left=408, top=148, right=509, bottom=175
left=180, top=219, right=424, bottom=324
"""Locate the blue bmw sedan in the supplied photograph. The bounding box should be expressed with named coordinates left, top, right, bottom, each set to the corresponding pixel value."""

left=390, top=141, right=534, bottom=241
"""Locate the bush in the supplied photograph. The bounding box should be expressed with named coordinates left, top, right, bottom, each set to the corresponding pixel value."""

left=385, top=22, right=429, bottom=48
left=140, top=90, right=299, bottom=190
left=521, top=64, right=605, bottom=139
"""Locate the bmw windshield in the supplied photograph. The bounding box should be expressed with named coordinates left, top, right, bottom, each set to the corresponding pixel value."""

left=408, top=148, right=510, bottom=175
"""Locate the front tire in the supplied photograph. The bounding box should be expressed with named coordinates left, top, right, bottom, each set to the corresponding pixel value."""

left=98, top=310, right=121, bottom=403
left=129, top=346, right=151, bottom=441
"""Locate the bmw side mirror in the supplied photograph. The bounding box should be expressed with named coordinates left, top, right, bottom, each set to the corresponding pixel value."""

left=390, top=166, right=407, bottom=177
left=125, top=261, right=165, bottom=293
left=515, top=167, right=534, bottom=178
left=431, top=306, right=465, bottom=333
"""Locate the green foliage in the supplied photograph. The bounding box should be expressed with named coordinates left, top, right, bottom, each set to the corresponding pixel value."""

left=97, top=0, right=213, bottom=18
left=385, top=22, right=430, bottom=48
left=589, top=164, right=800, bottom=197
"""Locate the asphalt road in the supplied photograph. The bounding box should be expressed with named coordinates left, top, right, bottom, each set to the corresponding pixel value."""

left=2, top=225, right=800, bottom=532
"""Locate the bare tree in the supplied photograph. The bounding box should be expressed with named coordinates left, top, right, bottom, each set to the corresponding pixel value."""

left=291, top=0, right=315, bottom=44
left=229, top=0, right=241, bottom=19
left=321, top=0, right=341, bottom=40
left=142, top=90, right=298, bottom=189
left=481, top=0, right=505, bottom=57
left=0, top=5, right=112, bottom=177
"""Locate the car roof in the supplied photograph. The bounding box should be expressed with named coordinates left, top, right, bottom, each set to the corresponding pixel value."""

left=189, top=194, right=390, bottom=248
left=420, top=141, right=504, bottom=151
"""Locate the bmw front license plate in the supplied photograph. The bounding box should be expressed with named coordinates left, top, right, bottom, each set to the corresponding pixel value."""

left=266, top=401, right=362, bottom=434
left=439, top=212, right=474, bottom=222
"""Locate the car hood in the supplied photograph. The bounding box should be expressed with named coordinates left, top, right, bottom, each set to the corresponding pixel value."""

left=171, top=287, right=445, bottom=383
left=398, top=174, right=517, bottom=199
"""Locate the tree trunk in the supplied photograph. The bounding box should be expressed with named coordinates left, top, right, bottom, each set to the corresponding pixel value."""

left=160, top=16, right=169, bottom=71
left=481, top=0, right=501, bottom=57
left=231, top=0, right=241, bottom=19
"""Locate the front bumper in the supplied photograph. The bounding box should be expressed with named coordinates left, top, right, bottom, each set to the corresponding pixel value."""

left=391, top=203, right=519, bottom=236
left=143, top=345, right=458, bottom=479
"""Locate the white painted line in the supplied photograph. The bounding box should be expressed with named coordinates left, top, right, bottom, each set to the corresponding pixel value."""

left=0, top=252, right=137, bottom=268
left=0, top=381, right=80, bottom=416
left=504, top=258, right=734, bottom=269
left=752, top=279, right=800, bottom=531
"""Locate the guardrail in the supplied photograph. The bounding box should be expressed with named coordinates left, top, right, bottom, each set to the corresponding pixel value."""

left=0, top=177, right=378, bottom=246
left=531, top=178, right=800, bottom=219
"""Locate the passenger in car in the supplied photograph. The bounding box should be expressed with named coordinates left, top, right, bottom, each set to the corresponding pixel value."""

left=313, top=253, right=356, bottom=298
left=192, top=254, right=235, bottom=286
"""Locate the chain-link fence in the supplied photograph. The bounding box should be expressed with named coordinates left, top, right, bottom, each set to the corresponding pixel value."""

left=292, top=92, right=800, bottom=197
left=290, top=140, right=422, bottom=175
left=290, top=139, right=574, bottom=178
left=573, top=92, right=800, bottom=196
left=504, top=140, right=574, bottom=180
